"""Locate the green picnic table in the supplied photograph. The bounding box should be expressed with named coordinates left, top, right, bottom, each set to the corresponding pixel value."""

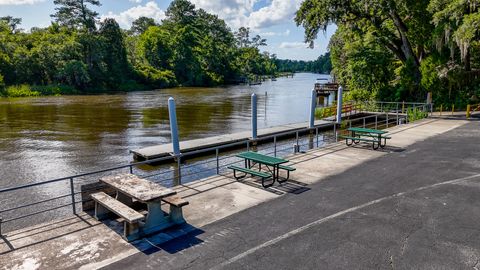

left=340, top=127, right=391, bottom=150
left=228, top=151, right=296, bottom=188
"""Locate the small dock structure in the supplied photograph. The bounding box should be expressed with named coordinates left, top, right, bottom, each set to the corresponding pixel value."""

left=131, top=120, right=333, bottom=160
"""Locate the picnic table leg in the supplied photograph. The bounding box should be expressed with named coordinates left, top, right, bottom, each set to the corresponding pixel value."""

left=116, top=191, right=134, bottom=207
left=142, top=201, right=171, bottom=234
left=372, top=135, right=380, bottom=150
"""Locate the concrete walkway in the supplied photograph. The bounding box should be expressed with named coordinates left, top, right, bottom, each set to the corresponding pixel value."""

left=0, top=118, right=470, bottom=270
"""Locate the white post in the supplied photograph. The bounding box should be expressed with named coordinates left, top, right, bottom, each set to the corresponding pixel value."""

left=251, top=93, right=257, bottom=139
left=336, top=86, right=343, bottom=124
left=168, top=97, right=181, bottom=156
left=309, top=89, right=317, bottom=128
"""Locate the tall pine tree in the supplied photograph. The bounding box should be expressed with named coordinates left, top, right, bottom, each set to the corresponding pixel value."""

left=51, top=0, right=101, bottom=32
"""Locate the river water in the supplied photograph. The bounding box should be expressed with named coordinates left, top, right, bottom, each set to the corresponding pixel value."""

left=0, top=73, right=330, bottom=190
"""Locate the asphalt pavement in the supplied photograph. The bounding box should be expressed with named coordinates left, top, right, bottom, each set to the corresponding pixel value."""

left=104, top=119, right=480, bottom=270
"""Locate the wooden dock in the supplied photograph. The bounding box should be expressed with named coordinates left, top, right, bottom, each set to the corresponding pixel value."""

left=131, top=120, right=334, bottom=160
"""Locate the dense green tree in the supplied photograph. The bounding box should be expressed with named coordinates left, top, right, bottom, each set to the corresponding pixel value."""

left=0, top=16, right=22, bottom=33
left=51, top=0, right=101, bottom=31
left=130, top=17, right=157, bottom=35
left=0, top=0, right=290, bottom=95
left=138, top=26, right=173, bottom=70
left=98, top=18, right=131, bottom=88
left=295, top=0, right=433, bottom=88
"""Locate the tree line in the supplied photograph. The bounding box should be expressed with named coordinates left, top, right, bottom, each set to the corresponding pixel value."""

left=0, top=0, right=314, bottom=97
left=275, top=53, right=332, bottom=74
left=296, top=0, right=480, bottom=107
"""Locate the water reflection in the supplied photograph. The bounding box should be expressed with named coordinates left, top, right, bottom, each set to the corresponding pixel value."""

left=0, top=73, right=328, bottom=189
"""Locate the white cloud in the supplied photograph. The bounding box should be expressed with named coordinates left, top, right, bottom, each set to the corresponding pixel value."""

left=101, top=1, right=164, bottom=28
left=0, top=0, right=44, bottom=5
left=191, top=0, right=301, bottom=30
left=260, top=29, right=290, bottom=37
left=129, top=0, right=142, bottom=3
left=279, top=42, right=308, bottom=49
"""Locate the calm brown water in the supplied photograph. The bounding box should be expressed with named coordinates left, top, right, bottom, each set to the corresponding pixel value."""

left=0, top=73, right=329, bottom=189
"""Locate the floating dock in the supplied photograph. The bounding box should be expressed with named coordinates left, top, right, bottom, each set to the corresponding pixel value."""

left=131, top=120, right=334, bottom=160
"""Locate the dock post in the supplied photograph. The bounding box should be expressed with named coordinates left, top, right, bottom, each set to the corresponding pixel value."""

left=168, top=97, right=181, bottom=156
left=309, top=89, right=316, bottom=128
left=336, top=86, right=343, bottom=124
left=251, top=93, right=257, bottom=140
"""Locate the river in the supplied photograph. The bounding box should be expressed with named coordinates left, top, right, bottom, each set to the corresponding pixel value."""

left=0, top=73, right=330, bottom=189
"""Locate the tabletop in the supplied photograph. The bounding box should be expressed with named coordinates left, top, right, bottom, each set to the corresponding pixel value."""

left=100, top=173, right=176, bottom=202
left=236, top=151, right=289, bottom=166
left=347, top=127, right=389, bottom=134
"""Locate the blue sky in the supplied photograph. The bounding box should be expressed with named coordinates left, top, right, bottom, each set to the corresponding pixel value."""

left=0, top=0, right=336, bottom=61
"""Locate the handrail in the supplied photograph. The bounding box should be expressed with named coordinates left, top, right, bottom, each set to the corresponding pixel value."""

left=0, top=105, right=424, bottom=234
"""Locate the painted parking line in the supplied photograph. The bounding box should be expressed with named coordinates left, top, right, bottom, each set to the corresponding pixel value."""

left=210, top=173, right=480, bottom=270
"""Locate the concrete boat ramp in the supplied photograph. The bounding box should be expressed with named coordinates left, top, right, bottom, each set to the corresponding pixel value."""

left=1, top=118, right=473, bottom=270
left=131, top=120, right=333, bottom=160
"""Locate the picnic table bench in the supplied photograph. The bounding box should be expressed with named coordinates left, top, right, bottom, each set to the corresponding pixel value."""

left=228, top=152, right=296, bottom=188
left=339, top=127, right=391, bottom=150
left=91, top=173, right=189, bottom=241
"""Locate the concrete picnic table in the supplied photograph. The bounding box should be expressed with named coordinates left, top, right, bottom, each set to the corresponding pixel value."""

left=100, top=174, right=178, bottom=235
left=236, top=151, right=289, bottom=184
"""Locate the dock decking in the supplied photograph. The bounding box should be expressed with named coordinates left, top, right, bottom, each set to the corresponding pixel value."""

left=130, top=120, right=333, bottom=160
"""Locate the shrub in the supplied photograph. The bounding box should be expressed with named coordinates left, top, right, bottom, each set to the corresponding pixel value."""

left=135, top=65, right=177, bottom=88
left=407, top=107, right=428, bottom=122
left=4, top=85, right=41, bottom=97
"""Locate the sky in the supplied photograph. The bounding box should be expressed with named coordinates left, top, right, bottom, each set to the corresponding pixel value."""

left=0, top=0, right=336, bottom=61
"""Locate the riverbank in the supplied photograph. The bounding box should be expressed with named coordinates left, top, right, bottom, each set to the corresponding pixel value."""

left=0, top=118, right=471, bottom=269
left=0, top=72, right=302, bottom=98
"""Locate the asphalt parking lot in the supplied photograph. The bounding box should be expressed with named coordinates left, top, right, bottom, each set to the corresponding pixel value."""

left=105, top=119, right=480, bottom=270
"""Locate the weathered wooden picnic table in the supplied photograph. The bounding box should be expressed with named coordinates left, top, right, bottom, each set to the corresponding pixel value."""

left=341, top=127, right=391, bottom=150
left=228, top=152, right=295, bottom=188
left=97, top=174, right=188, bottom=240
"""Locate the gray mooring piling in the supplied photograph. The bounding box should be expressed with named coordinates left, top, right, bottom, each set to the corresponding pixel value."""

left=168, top=97, right=181, bottom=156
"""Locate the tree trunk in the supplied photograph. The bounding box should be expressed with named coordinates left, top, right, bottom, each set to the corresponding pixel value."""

left=389, top=10, right=421, bottom=86
left=465, top=48, right=471, bottom=71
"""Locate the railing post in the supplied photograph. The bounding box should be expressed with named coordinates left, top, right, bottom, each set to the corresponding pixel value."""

left=336, top=86, right=344, bottom=124
left=396, top=103, right=399, bottom=125
left=70, top=177, right=76, bottom=215
left=333, top=124, right=337, bottom=142
left=363, top=118, right=366, bottom=128
left=274, top=136, right=277, bottom=157
left=177, top=157, right=182, bottom=185
left=294, top=131, right=300, bottom=153
left=467, top=105, right=471, bottom=118
left=247, top=141, right=250, bottom=152
left=129, top=165, right=133, bottom=174
left=375, top=115, right=378, bottom=129
left=216, top=148, right=219, bottom=174
left=316, top=128, right=319, bottom=147
left=309, top=89, right=316, bottom=128
left=386, top=113, right=389, bottom=128
left=251, top=93, right=258, bottom=139
left=0, top=217, right=3, bottom=236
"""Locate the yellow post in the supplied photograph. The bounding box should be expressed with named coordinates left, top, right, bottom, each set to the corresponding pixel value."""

left=440, top=104, right=443, bottom=116
left=467, top=105, right=471, bottom=118
left=452, top=104, right=454, bottom=115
